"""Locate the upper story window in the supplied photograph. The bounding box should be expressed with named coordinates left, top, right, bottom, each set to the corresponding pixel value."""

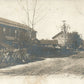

left=3, top=27, right=6, bottom=32
left=15, top=30, right=18, bottom=37
left=15, top=30, right=17, bottom=34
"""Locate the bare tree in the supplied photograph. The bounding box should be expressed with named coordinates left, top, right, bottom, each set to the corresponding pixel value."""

left=61, top=20, right=70, bottom=48
left=17, top=0, right=48, bottom=57
left=17, top=0, right=43, bottom=29
left=17, top=0, right=38, bottom=48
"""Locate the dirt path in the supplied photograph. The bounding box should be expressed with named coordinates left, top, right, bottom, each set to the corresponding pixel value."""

left=0, top=56, right=84, bottom=75
left=0, top=74, right=84, bottom=84
left=0, top=51, right=84, bottom=84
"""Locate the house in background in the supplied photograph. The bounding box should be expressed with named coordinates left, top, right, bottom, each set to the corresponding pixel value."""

left=52, top=31, right=67, bottom=47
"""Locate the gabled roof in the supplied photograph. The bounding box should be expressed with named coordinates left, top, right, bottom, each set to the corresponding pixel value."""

left=52, top=31, right=63, bottom=39
left=0, top=17, right=35, bottom=31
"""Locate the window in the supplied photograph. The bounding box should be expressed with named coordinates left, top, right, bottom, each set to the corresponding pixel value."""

left=15, top=30, right=18, bottom=37
left=15, top=30, right=17, bottom=34
left=3, top=27, right=6, bottom=32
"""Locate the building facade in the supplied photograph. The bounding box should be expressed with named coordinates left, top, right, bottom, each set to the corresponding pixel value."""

left=52, top=31, right=68, bottom=47
left=0, top=17, right=37, bottom=49
left=39, top=40, right=58, bottom=48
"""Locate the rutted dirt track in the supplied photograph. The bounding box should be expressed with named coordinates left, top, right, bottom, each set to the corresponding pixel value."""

left=0, top=51, right=84, bottom=84
left=0, top=53, right=84, bottom=75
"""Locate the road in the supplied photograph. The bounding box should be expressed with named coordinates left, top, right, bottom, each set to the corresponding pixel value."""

left=0, top=74, right=84, bottom=84
left=0, top=51, right=84, bottom=84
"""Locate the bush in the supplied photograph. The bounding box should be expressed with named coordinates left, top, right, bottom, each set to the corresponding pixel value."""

left=66, top=32, right=83, bottom=49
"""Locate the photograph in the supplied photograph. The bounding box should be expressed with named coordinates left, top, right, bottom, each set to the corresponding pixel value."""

left=0, top=0, right=84, bottom=84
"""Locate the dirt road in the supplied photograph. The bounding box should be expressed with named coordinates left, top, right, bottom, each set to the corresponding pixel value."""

left=0, top=51, right=84, bottom=84
left=0, top=74, right=84, bottom=84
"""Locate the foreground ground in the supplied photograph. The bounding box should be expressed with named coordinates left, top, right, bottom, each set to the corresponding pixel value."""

left=0, top=74, right=84, bottom=84
left=0, top=50, right=84, bottom=84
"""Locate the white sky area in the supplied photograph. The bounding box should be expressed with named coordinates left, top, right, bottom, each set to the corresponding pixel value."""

left=0, top=0, right=84, bottom=40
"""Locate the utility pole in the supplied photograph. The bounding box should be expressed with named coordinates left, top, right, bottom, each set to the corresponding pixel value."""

left=61, top=20, right=70, bottom=48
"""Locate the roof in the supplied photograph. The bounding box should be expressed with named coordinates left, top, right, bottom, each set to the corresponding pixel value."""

left=39, top=40, right=58, bottom=45
left=52, top=31, right=63, bottom=39
left=0, top=17, right=35, bottom=31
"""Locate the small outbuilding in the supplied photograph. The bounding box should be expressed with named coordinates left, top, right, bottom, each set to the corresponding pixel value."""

left=39, top=40, right=58, bottom=48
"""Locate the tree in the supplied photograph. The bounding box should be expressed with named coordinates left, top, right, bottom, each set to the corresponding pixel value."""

left=66, top=32, right=83, bottom=49
left=17, top=0, right=37, bottom=49
left=17, top=0, right=46, bottom=29
left=17, top=0, right=47, bottom=47
left=61, top=20, right=70, bottom=48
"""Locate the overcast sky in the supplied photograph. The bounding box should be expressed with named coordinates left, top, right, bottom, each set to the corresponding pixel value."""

left=0, top=0, right=84, bottom=39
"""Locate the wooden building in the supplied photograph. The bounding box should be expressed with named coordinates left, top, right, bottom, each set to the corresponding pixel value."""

left=39, top=40, right=58, bottom=48
left=0, top=17, right=37, bottom=49
left=52, top=31, right=67, bottom=47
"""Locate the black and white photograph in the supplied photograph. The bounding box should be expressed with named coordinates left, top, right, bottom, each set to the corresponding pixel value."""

left=0, top=0, right=84, bottom=84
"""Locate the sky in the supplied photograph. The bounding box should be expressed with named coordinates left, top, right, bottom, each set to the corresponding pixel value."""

left=0, top=0, right=84, bottom=40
